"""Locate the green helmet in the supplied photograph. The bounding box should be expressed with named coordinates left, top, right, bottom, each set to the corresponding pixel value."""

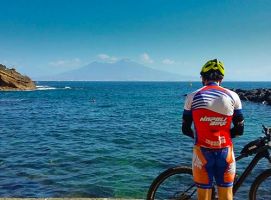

left=200, top=59, right=225, bottom=77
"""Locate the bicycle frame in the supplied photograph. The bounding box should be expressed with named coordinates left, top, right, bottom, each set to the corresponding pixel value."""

left=147, top=126, right=271, bottom=200
left=233, top=148, right=271, bottom=194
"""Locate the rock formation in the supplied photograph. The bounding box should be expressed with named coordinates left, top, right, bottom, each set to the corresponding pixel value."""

left=232, top=88, right=271, bottom=105
left=0, top=64, right=36, bottom=90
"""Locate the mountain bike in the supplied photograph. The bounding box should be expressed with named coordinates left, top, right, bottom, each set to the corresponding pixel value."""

left=147, top=125, right=271, bottom=200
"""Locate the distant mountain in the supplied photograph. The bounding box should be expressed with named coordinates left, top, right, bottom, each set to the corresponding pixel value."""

left=40, top=59, right=189, bottom=81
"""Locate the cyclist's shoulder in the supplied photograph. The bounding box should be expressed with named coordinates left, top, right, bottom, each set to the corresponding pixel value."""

left=187, top=86, right=206, bottom=96
left=221, top=86, right=241, bottom=100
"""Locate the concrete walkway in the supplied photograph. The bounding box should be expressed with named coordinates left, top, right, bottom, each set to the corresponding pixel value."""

left=0, top=198, right=142, bottom=200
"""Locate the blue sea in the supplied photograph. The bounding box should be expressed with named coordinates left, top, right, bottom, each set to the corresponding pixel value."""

left=0, top=81, right=270, bottom=198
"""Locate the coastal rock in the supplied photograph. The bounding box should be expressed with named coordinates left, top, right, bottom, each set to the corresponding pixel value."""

left=0, top=64, right=36, bottom=91
left=232, top=88, right=271, bottom=105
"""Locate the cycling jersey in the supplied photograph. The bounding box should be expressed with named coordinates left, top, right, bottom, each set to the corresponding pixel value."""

left=183, top=82, right=242, bottom=149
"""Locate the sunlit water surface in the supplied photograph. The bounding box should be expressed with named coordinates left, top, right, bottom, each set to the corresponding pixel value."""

left=0, top=81, right=270, bottom=198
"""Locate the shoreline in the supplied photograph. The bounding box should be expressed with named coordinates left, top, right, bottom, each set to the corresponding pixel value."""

left=232, top=88, right=271, bottom=105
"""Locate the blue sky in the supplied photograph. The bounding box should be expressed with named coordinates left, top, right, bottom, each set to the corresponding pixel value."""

left=0, top=0, right=271, bottom=80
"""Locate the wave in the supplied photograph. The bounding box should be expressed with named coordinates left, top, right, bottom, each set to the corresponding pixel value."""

left=36, top=85, right=57, bottom=90
left=36, top=85, right=72, bottom=90
left=0, top=99, right=26, bottom=102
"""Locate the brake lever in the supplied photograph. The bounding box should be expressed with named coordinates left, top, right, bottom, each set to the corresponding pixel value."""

left=262, top=125, right=271, bottom=136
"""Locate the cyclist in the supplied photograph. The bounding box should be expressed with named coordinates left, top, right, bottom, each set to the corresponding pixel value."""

left=182, top=59, right=244, bottom=200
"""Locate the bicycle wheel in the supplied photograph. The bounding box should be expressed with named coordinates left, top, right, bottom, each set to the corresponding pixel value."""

left=147, top=166, right=197, bottom=200
left=249, top=169, right=271, bottom=200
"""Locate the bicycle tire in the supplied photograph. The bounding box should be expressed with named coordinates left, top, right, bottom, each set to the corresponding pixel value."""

left=146, top=166, right=197, bottom=200
left=249, top=168, right=271, bottom=200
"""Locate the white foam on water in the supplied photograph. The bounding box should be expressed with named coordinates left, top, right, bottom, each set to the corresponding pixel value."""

left=36, top=85, right=57, bottom=90
left=36, top=85, right=72, bottom=90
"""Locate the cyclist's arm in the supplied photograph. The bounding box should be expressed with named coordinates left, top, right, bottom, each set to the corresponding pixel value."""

left=230, top=111, right=244, bottom=138
left=230, top=92, right=244, bottom=138
left=182, top=94, right=194, bottom=139
left=182, top=111, right=194, bottom=138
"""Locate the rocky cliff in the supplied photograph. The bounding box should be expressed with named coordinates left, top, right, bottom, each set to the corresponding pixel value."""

left=0, top=64, right=36, bottom=90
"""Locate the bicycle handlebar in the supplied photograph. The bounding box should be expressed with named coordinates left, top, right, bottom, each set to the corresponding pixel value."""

left=238, top=125, right=271, bottom=159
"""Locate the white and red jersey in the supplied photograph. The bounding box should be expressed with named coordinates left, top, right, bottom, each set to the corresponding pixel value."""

left=184, top=82, right=242, bottom=148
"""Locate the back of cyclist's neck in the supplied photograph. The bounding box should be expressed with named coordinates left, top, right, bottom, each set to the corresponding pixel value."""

left=203, top=80, right=221, bottom=86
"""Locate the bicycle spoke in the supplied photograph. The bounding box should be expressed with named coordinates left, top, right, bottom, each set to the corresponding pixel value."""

left=154, top=173, right=196, bottom=199
left=254, top=175, right=271, bottom=199
left=173, top=185, right=197, bottom=200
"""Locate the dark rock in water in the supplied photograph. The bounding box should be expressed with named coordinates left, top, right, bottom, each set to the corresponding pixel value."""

left=0, top=64, right=36, bottom=91
left=232, top=88, right=271, bottom=106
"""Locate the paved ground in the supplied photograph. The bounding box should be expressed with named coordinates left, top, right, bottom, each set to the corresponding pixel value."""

left=0, top=198, right=144, bottom=200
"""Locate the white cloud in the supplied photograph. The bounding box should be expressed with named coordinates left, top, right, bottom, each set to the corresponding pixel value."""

left=98, top=54, right=118, bottom=63
left=98, top=54, right=110, bottom=60
left=49, top=58, right=81, bottom=67
left=162, top=58, right=175, bottom=65
left=140, top=53, right=154, bottom=64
